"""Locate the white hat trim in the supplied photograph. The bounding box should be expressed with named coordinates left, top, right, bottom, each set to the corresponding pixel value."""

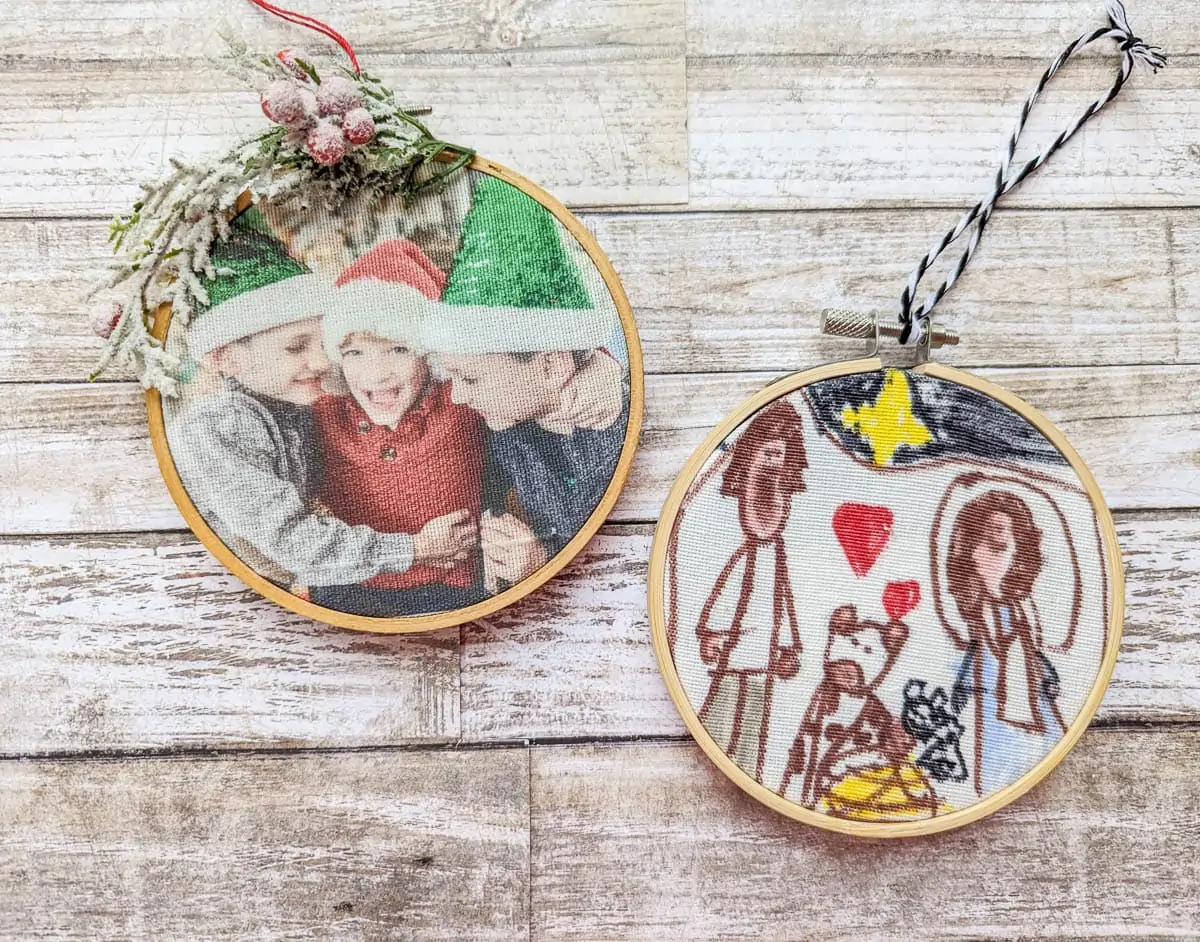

left=420, top=300, right=618, bottom=355
left=186, top=272, right=334, bottom=358
left=322, top=281, right=437, bottom=361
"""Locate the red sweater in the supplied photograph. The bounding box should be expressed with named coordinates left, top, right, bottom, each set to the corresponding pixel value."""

left=313, top=382, right=484, bottom=590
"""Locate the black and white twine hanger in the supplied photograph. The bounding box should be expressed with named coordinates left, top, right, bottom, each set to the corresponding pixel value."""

left=877, top=0, right=1166, bottom=349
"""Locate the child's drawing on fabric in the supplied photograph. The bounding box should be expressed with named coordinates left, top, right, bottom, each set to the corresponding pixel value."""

left=160, top=168, right=631, bottom=620
left=689, top=401, right=807, bottom=783
left=932, top=474, right=1082, bottom=795
left=781, top=605, right=940, bottom=821
left=664, top=368, right=1109, bottom=822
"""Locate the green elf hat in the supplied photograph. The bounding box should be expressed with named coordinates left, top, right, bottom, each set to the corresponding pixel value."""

left=187, top=209, right=333, bottom=358
left=421, top=175, right=619, bottom=355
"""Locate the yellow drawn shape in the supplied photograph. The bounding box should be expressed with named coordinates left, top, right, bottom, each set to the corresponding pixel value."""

left=820, top=764, right=945, bottom=822
left=840, top=369, right=933, bottom=466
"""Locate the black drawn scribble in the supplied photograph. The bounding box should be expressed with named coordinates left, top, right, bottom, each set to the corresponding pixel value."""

left=802, top=371, right=1070, bottom=468
left=1038, top=651, right=1063, bottom=702
left=951, top=647, right=978, bottom=715
left=901, top=679, right=968, bottom=784
left=951, top=643, right=1064, bottom=715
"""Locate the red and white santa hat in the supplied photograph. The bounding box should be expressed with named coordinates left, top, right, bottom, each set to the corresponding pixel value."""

left=322, top=239, right=446, bottom=360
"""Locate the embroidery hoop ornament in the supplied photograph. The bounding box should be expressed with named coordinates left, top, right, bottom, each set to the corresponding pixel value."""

left=89, top=3, right=643, bottom=634
left=647, top=1, right=1163, bottom=837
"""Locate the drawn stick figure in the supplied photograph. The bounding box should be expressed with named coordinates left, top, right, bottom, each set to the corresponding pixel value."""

left=695, top=400, right=808, bottom=784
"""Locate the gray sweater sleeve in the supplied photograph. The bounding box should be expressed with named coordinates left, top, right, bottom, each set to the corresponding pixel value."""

left=171, top=396, right=414, bottom=586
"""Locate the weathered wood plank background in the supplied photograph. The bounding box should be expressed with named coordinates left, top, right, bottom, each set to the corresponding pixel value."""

left=0, top=0, right=1197, bottom=938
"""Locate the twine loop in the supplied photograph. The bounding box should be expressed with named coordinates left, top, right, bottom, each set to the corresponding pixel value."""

left=897, top=0, right=1165, bottom=346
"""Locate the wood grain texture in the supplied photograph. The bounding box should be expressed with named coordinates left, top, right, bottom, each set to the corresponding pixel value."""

left=0, top=533, right=459, bottom=754
left=0, top=513, right=1193, bottom=756
left=0, top=55, right=686, bottom=216
left=687, top=56, right=1200, bottom=210
left=529, top=732, right=1200, bottom=940
left=5, top=209, right=1195, bottom=385
left=2, top=0, right=683, bottom=58
left=595, top=208, right=1200, bottom=372
left=462, top=514, right=1200, bottom=741
left=3, top=57, right=1194, bottom=216
left=1, top=0, right=1197, bottom=933
left=0, top=749, right=530, bottom=941
left=5, top=0, right=1191, bottom=61
left=686, top=0, right=1200, bottom=57
left=2, top=366, right=1194, bottom=536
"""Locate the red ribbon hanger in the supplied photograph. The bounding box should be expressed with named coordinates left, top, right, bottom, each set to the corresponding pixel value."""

left=246, top=0, right=361, bottom=74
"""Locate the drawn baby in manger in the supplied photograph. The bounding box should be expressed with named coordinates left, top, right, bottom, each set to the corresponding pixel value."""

left=781, top=602, right=938, bottom=820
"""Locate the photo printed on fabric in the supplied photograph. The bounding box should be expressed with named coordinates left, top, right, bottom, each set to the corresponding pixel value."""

left=161, top=168, right=632, bottom=619
left=661, top=369, right=1110, bottom=822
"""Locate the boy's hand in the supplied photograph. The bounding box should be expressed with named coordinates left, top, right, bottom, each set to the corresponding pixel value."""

left=308, top=499, right=335, bottom=518
left=542, top=351, right=623, bottom=433
left=481, top=513, right=549, bottom=590
left=413, top=510, right=478, bottom=568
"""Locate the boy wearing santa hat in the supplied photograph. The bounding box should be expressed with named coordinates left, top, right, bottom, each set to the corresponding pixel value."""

left=309, top=239, right=486, bottom=617
left=422, top=176, right=629, bottom=591
left=170, top=213, right=473, bottom=595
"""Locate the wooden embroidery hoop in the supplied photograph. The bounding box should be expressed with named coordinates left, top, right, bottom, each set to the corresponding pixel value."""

left=147, top=154, right=644, bottom=635
left=646, top=357, right=1124, bottom=838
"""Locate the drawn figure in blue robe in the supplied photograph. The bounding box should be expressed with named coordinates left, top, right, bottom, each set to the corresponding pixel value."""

left=939, top=486, right=1079, bottom=795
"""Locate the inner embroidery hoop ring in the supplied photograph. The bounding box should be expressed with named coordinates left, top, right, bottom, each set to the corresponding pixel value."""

left=146, top=154, right=644, bottom=635
left=647, top=356, right=1123, bottom=838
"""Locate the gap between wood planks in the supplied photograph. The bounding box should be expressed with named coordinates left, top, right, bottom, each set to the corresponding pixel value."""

left=8, top=205, right=1200, bottom=224
left=9, top=364, right=1200, bottom=390
left=0, top=506, right=1192, bottom=541
left=7, top=207, right=1198, bottom=381
left=682, top=51, right=1200, bottom=64
left=4, top=50, right=1198, bottom=67
left=0, top=721, right=1186, bottom=764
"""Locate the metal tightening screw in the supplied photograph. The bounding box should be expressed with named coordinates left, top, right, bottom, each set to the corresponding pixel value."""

left=820, top=309, right=960, bottom=348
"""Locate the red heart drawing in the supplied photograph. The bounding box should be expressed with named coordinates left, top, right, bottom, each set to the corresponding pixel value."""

left=883, top=580, right=921, bottom=622
left=832, top=503, right=893, bottom=577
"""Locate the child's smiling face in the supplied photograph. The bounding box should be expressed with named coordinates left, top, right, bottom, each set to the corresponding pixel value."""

left=339, top=331, right=429, bottom=427
left=209, top=317, right=330, bottom=406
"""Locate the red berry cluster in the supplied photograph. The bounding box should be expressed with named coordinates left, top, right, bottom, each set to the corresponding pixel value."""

left=89, top=301, right=122, bottom=339
left=260, top=50, right=376, bottom=167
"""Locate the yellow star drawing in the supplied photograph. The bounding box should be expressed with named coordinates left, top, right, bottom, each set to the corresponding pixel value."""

left=840, top=369, right=933, bottom=466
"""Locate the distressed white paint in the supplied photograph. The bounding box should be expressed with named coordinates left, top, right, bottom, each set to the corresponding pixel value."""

left=0, top=0, right=1197, bottom=935
left=0, top=534, right=460, bottom=753
left=1, top=367, right=1195, bottom=536
left=0, top=749, right=530, bottom=940
left=2, top=0, right=684, bottom=59
left=687, top=59, right=1199, bottom=209
left=0, top=517, right=1194, bottom=756
left=4, top=210, right=1198, bottom=383
left=686, top=0, right=1200, bottom=57
left=530, top=733, right=1200, bottom=940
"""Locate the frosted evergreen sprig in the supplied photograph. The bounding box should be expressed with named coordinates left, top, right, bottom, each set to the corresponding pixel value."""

left=88, top=41, right=473, bottom=396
